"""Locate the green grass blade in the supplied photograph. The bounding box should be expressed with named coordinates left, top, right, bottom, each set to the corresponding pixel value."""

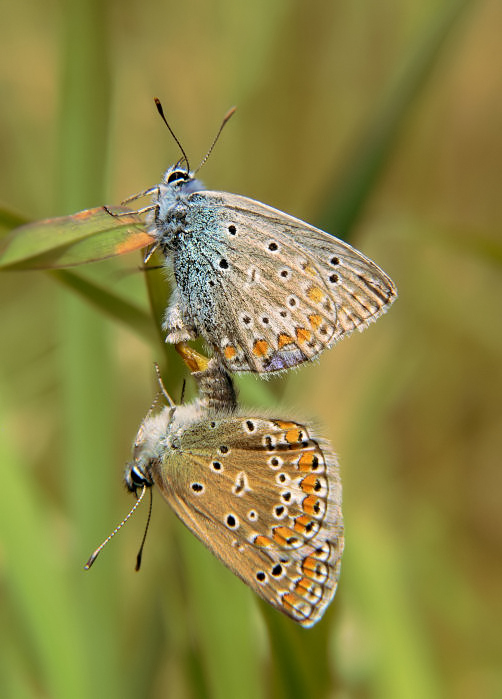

left=50, top=269, right=156, bottom=344
left=54, top=0, right=123, bottom=697
left=0, top=400, right=89, bottom=699
left=319, top=0, right=473, bottom=238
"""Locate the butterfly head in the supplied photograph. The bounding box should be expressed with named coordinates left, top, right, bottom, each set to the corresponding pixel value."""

left=161, top=164, right=204, bottom=195
left=125, top=460, right=153, bottom=496
left=155, top=98, right=235, bottom=197
left=124, top=408, right=174, bottom=495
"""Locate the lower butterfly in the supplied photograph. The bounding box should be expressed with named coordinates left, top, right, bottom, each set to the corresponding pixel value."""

left=87, top=344, right=344, bottom=627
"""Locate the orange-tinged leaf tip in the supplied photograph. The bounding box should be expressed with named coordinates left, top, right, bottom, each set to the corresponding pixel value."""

left=114, top=231, right=155, bottom=255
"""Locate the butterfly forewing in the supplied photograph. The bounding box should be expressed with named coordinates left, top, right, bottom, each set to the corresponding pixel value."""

left=151, top=409, right=344, bottom=627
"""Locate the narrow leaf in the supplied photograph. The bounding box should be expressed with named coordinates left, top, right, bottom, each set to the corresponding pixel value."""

left=319, top=0, right=473, bottom=238
left=0, top=206, right=30, bottom=235
left=0, top=206, right=153, bottom=270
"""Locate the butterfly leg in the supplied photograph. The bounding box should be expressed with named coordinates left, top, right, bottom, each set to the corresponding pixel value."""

left=163, top=291, right=197, bottom=343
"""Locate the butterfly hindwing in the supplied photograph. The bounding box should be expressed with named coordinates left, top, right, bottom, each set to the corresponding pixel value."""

left=211, top=191, right=397, bottom=344
left=151, top=409, right=344, bottom=627
left=161, top=190, right=396, bottom=373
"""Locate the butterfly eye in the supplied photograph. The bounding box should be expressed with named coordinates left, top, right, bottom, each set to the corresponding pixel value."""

left=166, top=169, right=190, bottom=184
left=126, top=464, right=152, bottom=492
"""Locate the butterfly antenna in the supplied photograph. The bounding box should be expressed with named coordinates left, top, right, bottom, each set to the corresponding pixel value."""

left=179, top=378, right=186, bottom=405
left=153, top=362, right=175, bottom=407
left=154, top=98, right=190, bottom=173
left=135, top=487, right=153, bottom=571
left=84, top=485, right=147, bottom=569
left=194, top=106, right=237, bottom=175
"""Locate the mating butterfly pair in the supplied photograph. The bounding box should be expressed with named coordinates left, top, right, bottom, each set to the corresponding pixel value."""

left=87, top=104, right=396, bottom=626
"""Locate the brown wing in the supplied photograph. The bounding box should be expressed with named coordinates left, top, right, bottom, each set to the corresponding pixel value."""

left=152, top=413, right=344, bottom=627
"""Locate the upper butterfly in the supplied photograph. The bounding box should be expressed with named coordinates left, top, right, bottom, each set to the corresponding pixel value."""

left=131, top=100, right=397, bottom=374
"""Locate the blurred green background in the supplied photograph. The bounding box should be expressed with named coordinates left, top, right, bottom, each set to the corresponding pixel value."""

left=1, top=0, right=501, bottom=697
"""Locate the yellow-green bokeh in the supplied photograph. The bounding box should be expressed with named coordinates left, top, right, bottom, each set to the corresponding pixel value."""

left=1, top=1, right=501, bottom=698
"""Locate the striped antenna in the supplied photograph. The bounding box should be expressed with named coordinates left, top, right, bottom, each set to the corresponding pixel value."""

left=84, top=485, right=147, bottom=569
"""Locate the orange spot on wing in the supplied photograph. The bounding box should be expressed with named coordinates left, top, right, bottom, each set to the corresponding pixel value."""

left=282, top=592, right=297, bottom=612
left=278, top=333, right=294, bottom=348
left=294, top=515, right=313, bottom=534
left=294, top=578, right=322, bottom=603
left=302, top=495, right=323, bottom=516
left=300, top=473, right=323, bottom=494
left=282, top=592, right=311, bottom=619
left=295, top=577, right=317, bottom=596
left=308, top=314, right=323, bottom=330
left=298, top=452, right=314, bottom=470
left=302, top=557, right=317, bottom=574
left=296, top=577, right=313, bottom=592
left=252, top=339, right=269, bottom=357
left=273, top=526, right=298, bottom=547
left=295, top=327, right=312, bottom=344
left=298, top=451, right=321, bottom=472
left=254, top=535, right=273, bottom=548
left=307, top=286, right=324, bottom=303
left=285, top=428, right=302, bottom=444
left=224, top=345, right=236, bottom=359
left=275, top=420, right=297, bottom=430
left=302, top=557, right=328, bottom=582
